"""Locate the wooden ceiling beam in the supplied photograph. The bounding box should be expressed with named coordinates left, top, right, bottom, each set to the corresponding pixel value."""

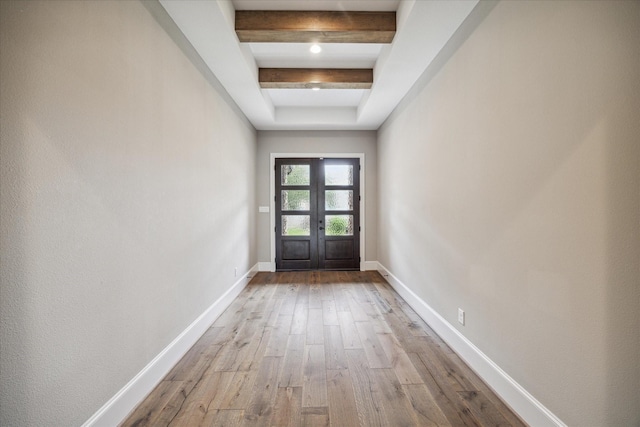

left=259, top=68, right=373, bottom=89
left=236, top=11, right=396, bottom=43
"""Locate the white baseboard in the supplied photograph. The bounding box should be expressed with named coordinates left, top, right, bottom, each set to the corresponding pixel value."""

left=376, top=262, right=567, bottom=427
left=247, top=263, right=259, bottom=279
left=82, top=264, right=257, bottom=427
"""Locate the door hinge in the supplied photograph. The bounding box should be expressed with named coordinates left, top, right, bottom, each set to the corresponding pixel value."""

left=274, top=195, right=276, bottom=202
left=274, top=227, right=276, bottom=232
left=359, top=257, right=361, bottom=262
left=359, top=195, right=361, bottom=202
left=359, top=226, right=361, bottom=232
left=359, top=164, right=361, bottom=171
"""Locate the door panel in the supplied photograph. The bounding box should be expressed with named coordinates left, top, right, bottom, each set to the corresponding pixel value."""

left=276, top=159, right=318, bottom=270
left=318, top=158, right=360, bottom=270
left=276, top=157, right=360, bottom=271
left=324, top=240, right=354, bottom=260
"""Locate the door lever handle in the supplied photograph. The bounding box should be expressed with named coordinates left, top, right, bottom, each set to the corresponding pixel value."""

left=319, top=226, right=325, bottom=230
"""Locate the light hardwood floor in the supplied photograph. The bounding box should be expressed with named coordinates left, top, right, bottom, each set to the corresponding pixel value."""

left=121, top=271, right=526, bottom=427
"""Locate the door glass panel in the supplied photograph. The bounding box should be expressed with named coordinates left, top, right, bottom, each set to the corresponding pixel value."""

left=325, top=190, right=353, bottom=211
left=282, top=190, right=310, bottom=211
left=282, top=165, right=310, bottom=186
left=282, top=215, right=310, bottom=236
left=325, top=215, right=354, bottom=236
left=325, top=165, right=353, bottom=185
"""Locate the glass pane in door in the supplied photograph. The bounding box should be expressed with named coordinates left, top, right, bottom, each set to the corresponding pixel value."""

left=325, top=165, right=353, bottom=185
left=325, top=190, right=353, bottom=211
left=325, top=215, right=354, bottom=236
left=282, top=190, right=310, bottom=211
left=282, top=215, right=310, bottom=236
left=281, top=165, right=310, bottom=185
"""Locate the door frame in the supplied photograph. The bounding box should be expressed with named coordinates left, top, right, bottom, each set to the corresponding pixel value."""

left=270, top=152, right=365, bottom=272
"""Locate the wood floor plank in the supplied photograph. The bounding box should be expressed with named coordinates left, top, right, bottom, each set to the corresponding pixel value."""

left=369, top=368, right=420, bottom=427
left=326, top=369, right=360, bottom=427
left=447, top=353, right=527, bottom=427
left=320, top=282, right=334, bottom=301
left=291, top=303, right=308, bottom=335
left=218, top=370, right=257, bottom=410
left=377, top=332, right=423, bottom=385
left=408, top=352, right=481, bottom=426
left=347, top=282, right=370, bottom=304
left=324, top=325, right=348, bottom=370
left=243, top=285, right=275, bottom=315
left=301, top=407, right=330, bottom=427
left=270, top=386, right=302, bottom=427
left=391, top=302, right=429, bottom=337
left=164, top=326, right=223, bottom=381
left=403, top=384, right=451, bottom=426
left=309, top=283, right=323, bottom=309
left=362, top=283, right=393, bottom=315
left=416, top=345, right=476, bottom=392
left=244, top=356, right=282, bottom=424
left=202, top=409, right=244, bottom=427
left=296, top=281, right=310, bottom=305
left=273, top=282, right=294, bottom=299
left=265, top=297, right=284, bottom=328
left=345, top=349, right=388, bottom=427
left=120, top=381, right=186, bottom=427
left=278, top=284, right=299, bottom=315
left=302, top=344, right=328, bottom=408
left=213, top=286, right=260, bottom=327
left=306, top=308, right=324, bottom=344
left=458, top=390, right=513, bottom=427
left=236, top=325, right=271, bottom=372
left=355, top=320, right=391, bottom=369
left=254, top=284, right=278, bottom=314
left=347, top=295, right=369, bottom=322
left=337, top=311, right=363, bottom=349
left=162, top=343, right=220, bottom=396
left=211, top=316, right=266, bottom=372
left=168, top=370, right=235, bottom=426
left=265, top=314, right=293, bottom=357
left=322, top=300, right=339, bottom=326
left=279, top=334, right=305, bottom=388
left=332, top=285, right=351, bottom=312
left=383, top=311, right=431, bottom=354
left=122, top=272, right=525, bottom=427
left=369, top=311, right=393, bottom=334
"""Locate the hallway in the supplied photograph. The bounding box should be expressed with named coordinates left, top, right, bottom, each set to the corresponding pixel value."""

left=122, top=271, right=525, bottom=426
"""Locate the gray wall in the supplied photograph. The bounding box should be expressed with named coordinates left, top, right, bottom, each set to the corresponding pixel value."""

left=378, top=1, right=640, bottom=426
left=257, top=131, right=377, bottom=265
left=0, top=1, right=257, bottom=425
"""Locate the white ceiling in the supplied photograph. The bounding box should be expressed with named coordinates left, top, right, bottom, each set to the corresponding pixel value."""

left=158, top=0, right=479, bottom=130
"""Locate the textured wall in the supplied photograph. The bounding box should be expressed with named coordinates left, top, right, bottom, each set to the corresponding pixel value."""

left=256, top=130, right=378, bottom=265
left=378, top=1, right=640, bottom=426
left=0, top=1, right=256, bottom=425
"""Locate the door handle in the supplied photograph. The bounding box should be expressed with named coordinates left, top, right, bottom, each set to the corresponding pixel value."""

left=319, top=226, right=325, bottom=230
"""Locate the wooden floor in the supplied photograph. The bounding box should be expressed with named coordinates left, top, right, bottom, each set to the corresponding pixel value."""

left=122, top=271, right=526, bottom=427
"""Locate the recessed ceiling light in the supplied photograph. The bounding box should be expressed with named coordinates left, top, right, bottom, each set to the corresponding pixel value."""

left=310, top=44, right=322, bottom=54
left=312, top=87, right=321, bottom=91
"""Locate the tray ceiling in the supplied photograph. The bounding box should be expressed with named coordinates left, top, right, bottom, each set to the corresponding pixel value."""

left=158, top=0, right=479, bottom=130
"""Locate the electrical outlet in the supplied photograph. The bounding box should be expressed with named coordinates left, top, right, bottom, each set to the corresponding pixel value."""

left=458, top=308, right=465, bottom=325
left=234, top=267, right=238, bottom=277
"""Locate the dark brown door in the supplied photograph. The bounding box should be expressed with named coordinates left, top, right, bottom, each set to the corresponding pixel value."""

left=275, top=158, right=360, bottom=271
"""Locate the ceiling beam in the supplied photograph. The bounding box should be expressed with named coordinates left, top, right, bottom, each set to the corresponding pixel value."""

left=259, top=68, right=373, bottom=89
left=236, top=11, right=396, bottom=43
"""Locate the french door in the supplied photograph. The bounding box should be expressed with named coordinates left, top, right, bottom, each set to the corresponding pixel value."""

left=275, top=158, right=360, bottom=271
